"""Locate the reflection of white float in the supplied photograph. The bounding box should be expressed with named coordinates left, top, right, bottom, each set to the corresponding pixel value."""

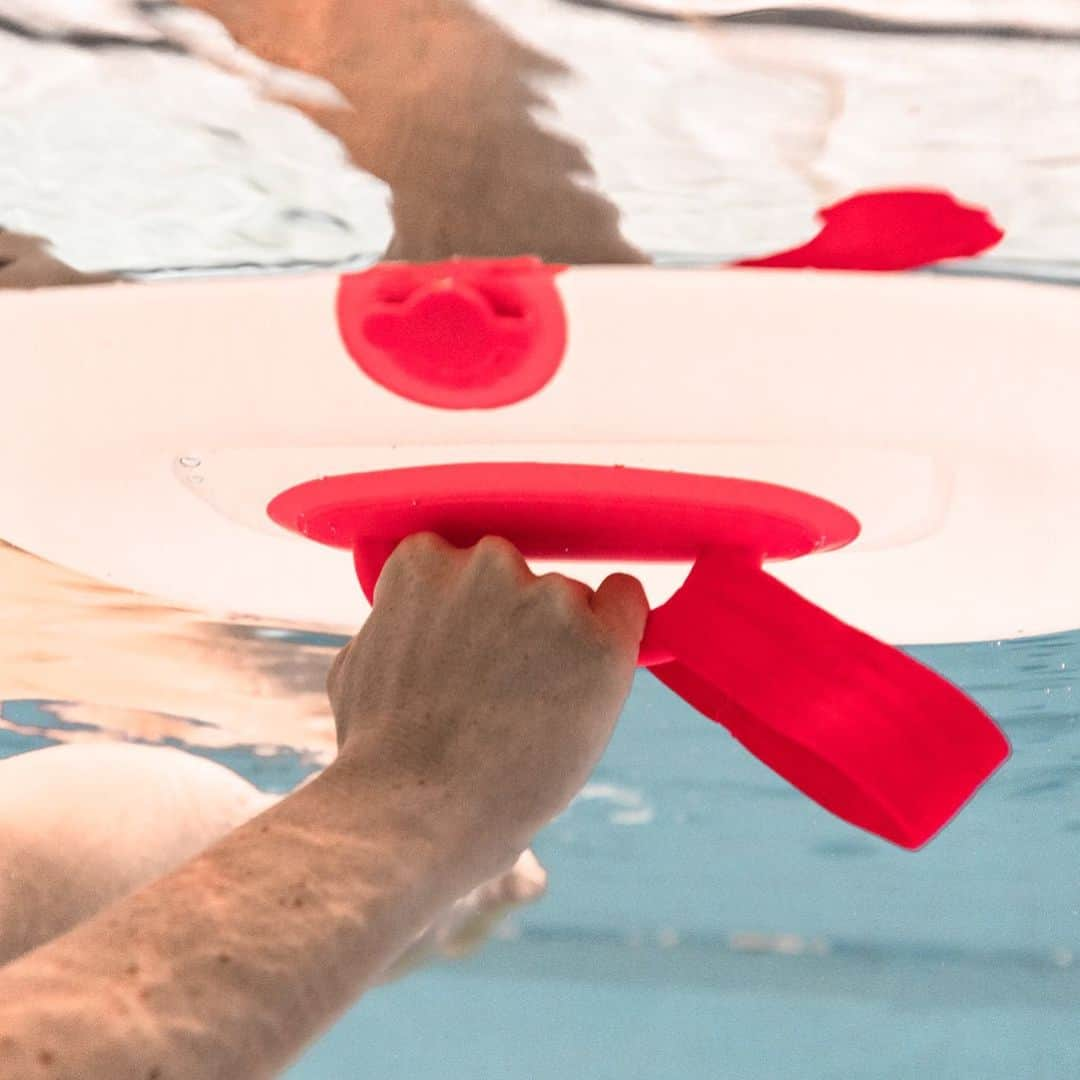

left=3, top=265, right=1077, bottom=644
left=0, top=744, right=274, bottom=966
left=5, top=261, right=1069, bottom=847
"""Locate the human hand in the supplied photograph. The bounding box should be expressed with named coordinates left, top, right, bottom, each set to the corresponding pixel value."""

left=430, top=848, right=547, bottom=958
left=374, top=849, right=547, bottom=986
left=327, top=533, right=648, bottom=885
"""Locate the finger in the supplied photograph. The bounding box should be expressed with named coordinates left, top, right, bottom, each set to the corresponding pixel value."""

left=374, top=531, right=462, bottom=607
left=505, top=848, right=548, bottom=903
left=468, top=534, right=537, bottom=586
left=591, top=572, right=649, bottom=652
left=387, top=531, right=463, bottom=571
left=534, top=571, right=594, bottom=609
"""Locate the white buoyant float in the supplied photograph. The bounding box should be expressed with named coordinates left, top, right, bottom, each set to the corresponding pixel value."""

left=4, top=264, right=1077, bottom=643
left=7, top=211, right=1073, bottom=846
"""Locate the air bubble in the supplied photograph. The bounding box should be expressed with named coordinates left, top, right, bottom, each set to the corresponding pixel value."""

left=179, top=456, right=201, bottom=468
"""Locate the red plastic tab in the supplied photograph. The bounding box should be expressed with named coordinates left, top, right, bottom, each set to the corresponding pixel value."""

left=737, top=189, right=1004, bottom=271
left=648, top=549, right=1009, bottom=848
left=268, top=462, right=1009, bottom=849
left=337, top=258, right=568, bottom=409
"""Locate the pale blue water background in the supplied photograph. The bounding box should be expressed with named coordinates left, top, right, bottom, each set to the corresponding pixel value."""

left=284, top=636, right=1080, bottom=1080
left=4, top=1, right=1080, bottom=1075
left=4, top=631, right=1079, bottom=1078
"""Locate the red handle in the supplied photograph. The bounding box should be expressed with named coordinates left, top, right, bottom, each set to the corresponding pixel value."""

left=647, top=549, right=1009, bottom=848
left=268, top=462, right=1009, bottom=849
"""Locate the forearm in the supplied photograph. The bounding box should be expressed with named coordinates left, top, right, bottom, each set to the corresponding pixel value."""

left=0, top=755, right=466, bottom=1079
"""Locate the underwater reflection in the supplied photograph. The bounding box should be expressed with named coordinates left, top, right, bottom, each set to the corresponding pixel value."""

left=0, top=540, right=340, bottom=760
left=4, top=2, right=1080, bottom=274
left=0, top=228, right=114, bottom=289
left=177, top=0, right=645, bottom=264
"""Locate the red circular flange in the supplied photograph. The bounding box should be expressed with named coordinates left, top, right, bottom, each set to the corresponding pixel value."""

left=268, top=462, right=858, bottom=561
left=267, top=459, right=859, bottom=624
left=337, top=258, right=568, bottom=410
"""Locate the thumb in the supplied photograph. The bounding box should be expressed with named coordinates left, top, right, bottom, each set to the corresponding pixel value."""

left=591, top=572, right=649, bottom=653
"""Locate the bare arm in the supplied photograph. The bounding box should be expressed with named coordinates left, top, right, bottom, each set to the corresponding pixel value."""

left=0, top=534, right=647, bottom=1077
left=0, top=758, right=465, bottom=1078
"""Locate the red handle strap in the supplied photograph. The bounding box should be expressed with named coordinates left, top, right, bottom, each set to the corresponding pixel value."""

left=646, top=549, right=1009, bottom=848
left=268, top=462, right=1009, bottom=849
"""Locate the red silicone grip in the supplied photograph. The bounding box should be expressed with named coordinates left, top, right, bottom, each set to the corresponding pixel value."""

left=267, top=462, right=1009, bottom=849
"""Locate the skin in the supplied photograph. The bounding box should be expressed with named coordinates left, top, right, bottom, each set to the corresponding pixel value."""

left=0, top=533, right=648, bottom=1078
left=0, top=4, right=647, bottom=1069
left=0, top=742, right=547, bottom=977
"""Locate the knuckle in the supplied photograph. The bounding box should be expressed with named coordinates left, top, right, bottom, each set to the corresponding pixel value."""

left=386, top=532, right=449, bottom=578
left=398, top=531, right=443, bottom=559
left=473, top=534, right=521, bottom=566
left=533, top=572, right=589, bottom=618
left=535, top=571, right=573, bottom=598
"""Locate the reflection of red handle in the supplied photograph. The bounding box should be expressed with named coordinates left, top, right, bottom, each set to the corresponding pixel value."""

left=268, top=462, right=1009, bottom=850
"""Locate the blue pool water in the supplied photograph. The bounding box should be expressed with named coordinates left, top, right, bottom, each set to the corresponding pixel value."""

left=4, top=630, right=1079, bottom=1078
left=290, top=632, right=1080, bottom=1079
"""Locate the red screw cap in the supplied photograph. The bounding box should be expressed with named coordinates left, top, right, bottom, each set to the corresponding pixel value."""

left=337, top=257, right=568, bottom=409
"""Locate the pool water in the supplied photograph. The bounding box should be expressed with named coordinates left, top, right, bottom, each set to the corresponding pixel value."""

left=3, top=632, right=1079, bottom=1078
left=3, top=2, right=1080, bottom=1076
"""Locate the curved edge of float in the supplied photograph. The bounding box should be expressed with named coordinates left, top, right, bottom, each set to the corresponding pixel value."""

left=2, top=266, right=1079, bottom=644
